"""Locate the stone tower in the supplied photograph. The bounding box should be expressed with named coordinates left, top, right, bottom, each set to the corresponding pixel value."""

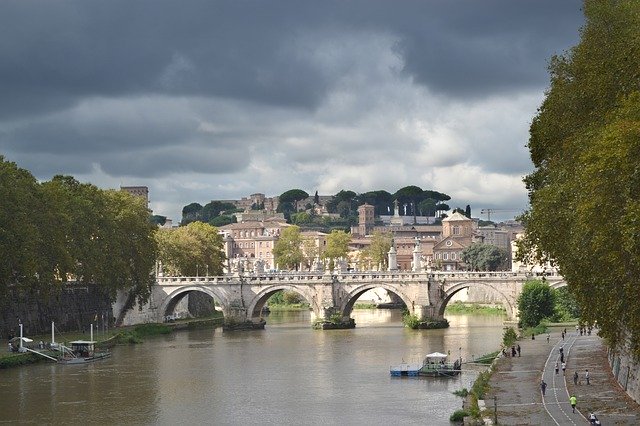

left=358, top=203, right=375, bottom=236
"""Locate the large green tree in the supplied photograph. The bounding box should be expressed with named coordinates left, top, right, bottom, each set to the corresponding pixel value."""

left=156, top=221, right=225, bottom=276
left=272, top=225, right=304, bottom=270
left=517, top=280, right=556, bottom=328
left=279, top=189, right=309, bottom=213
left=323, top=230, right=351, bottom=269
left=521, top=0, right=640, bottom=350
left=0, top=160, right=158, bottom=304
left=461, top=243, right=509, bottom=271
left=362, top=231, right=392, bottom=270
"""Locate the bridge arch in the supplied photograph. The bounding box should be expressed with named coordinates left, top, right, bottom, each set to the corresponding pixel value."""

left=436, top=281, right=516, bottom=320
left=338, top=283, right=413, bottom=318
left=246, top=285, right=315, bottom=320
left=159, top=286, right=229, bottom=322
left=548, top=280, right=567, bottom=290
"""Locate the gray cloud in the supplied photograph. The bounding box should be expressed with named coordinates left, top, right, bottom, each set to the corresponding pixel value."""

left=0, top=0, right=584, bottom=221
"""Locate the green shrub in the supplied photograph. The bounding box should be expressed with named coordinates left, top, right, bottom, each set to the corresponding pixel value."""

left=449, top=409, right=469, bottom=422
left=402, top=313, right=420, bottom=329
left=502, top=326, right=518, bottom=347
left=453, top=388, right=469, bottom=397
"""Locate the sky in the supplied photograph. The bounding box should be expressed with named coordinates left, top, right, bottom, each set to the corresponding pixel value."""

left=0, top=1, right=584, bottom=223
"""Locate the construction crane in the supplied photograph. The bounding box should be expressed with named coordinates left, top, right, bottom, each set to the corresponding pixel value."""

left=480, top=208, right=522, bottom=222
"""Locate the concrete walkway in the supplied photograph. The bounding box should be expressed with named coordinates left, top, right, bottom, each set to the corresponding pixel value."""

left=485, top=329, right=640, bottom=425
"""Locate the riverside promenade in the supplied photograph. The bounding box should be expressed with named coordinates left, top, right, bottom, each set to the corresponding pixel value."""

left=484, top=329, right=640, bottom=425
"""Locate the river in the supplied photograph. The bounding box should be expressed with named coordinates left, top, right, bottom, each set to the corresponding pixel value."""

left=0, top=310, right=504, bottom=425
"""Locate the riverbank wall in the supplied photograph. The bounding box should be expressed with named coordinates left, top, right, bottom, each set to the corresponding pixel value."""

left=608, top=337, right=640, bottom=404
left=0, top=284, right=112, bottom=339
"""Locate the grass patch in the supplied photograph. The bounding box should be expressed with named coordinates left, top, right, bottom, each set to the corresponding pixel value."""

left=474, top=351, right=500, bottom=365
left=445, top=301, right=506, bottom=315
left=134, top=323, right=172, bottom=336
left=469, top=370, right=492, bottom=418
left=267, top=303, right=310, bottom=311
left=354, top=303, right=377, bottom=309
left=520, top=322, right=548, bottom=339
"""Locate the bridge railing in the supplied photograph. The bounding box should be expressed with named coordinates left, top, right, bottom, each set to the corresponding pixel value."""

left=156, top=270, right=561, bottom=285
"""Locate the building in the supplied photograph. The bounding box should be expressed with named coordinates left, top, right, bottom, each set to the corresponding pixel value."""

left=120, top=186, right=149, bottom=208
left=432, top=212, right=480, bottom=271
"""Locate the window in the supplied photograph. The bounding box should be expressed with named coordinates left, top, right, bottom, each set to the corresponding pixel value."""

left=452, top=226, right=460, bottom=235
left=443, top=253, right=449, bottom=260
left=451, top=252, right=456, bottom=260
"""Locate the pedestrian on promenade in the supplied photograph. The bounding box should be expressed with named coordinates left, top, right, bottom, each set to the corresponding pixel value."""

left=561, top=352, right=565, bottom=363
left=562, top=362, right=566, bottom=375
left=562, top=331, right=565, bottom=340
left=560, top=346, right=564, bottom=356
left=574, top=371, right=579, bottom=385
left=541, top=380, right=547, bottom=396
left=511, top=345, right=516, bottom=357
left=570, top=395, right=577, bottom=413
left=517, top=344, right=521, bottom=357
left=586, top=369, right=590, bottom=385
left=576, top=324, right=579, bottom=334
left=555, top=361, right=559, bottom=375
left=547, top=333, right=550, bottom=343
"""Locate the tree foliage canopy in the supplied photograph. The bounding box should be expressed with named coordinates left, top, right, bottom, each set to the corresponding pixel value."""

left=0, top=158, right=157, bottom=304
left=517, top=280, right=556, bottom=328
left=520, top=0, right=640, bottom=350
left=461, top=243, right=509, bottom=271
left=323, top=230, right=351, bottom=262
left=272, top=225, right=303, bottom=270
left=156, top=221, right=225, bottom=276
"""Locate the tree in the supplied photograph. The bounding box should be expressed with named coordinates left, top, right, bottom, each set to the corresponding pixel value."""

left=313, top=191, right=320, bottom=205
left=323, top=230, right=351, bottom=270
left=156, top=221, right=225, bottom=276
left=272, top=225, right=303, bottom=270
left=181, top=203, right=203, bottom=225
left=302, top=237, right=319, bottom=271
left=521, top=0, right=640, bottom=350
left=151, top=215, right=167, bottom=226
left=461, top=243, right=509, bottom=271
left=517, top=280, right=556, bottom=328
left=465, top=205, right=471, bottom=218
left=364, top=231, right=392, bottom=270
left=418, top=198, right=437, bottom=216
left=357, top=190, right=393, bottom=216
left=325, top=190, right=357, bottom=214
left=394, top=185, right=423, bottom=223
left=279, top=189, right=309, bottom=212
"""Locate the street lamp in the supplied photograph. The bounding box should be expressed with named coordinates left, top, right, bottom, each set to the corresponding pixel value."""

left=206, top=264, right=209, bottom=277
left=196, top=265, right=199, bottom=277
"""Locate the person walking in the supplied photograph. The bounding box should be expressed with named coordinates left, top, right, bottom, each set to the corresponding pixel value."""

left=574, top=370, right=579, bottom=385
left=555, top=361, right=559, bottom=375
left=546, top=333, right=550, bottom=343
left=562, top=362, right=567, bottom=375
left=570, top=395, right=577, bottom=413
left=541, top=380, right=547, bottom=396
left=516, top=344, right=521, bottom=357
left=586, top=369, right=590, bottom=385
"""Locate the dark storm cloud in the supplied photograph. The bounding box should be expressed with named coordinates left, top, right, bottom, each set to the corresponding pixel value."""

left=0, top=0, right=585, bottom=220
left=0, top=0, right=582, bottom=120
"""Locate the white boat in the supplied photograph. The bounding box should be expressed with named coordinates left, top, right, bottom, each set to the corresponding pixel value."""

left=58, top=340, right=111, bottom=365
left=390, top=352, right=461, bottom=377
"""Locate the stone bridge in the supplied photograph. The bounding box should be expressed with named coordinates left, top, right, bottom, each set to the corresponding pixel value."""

left=118, top=271, right=565, bottom=327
